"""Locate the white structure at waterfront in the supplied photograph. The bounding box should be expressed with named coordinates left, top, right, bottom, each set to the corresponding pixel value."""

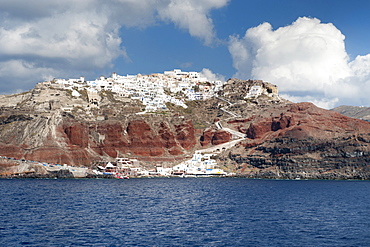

left=92, top=154, right=226, bottom=177
left=48, top=69, right=226, bottom=112
left=171, top=152, right=226, bottom=176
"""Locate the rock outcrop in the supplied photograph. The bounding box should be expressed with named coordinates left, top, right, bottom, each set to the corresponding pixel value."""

left=219, top=102, right=370, bottom=179
left=200, top=128, right=232, bottom=146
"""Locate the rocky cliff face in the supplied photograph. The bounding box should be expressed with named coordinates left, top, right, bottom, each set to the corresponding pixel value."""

left=0, top=114, right=199, bottom=166
left=218, top=102, right=370, bottom=179
left=2, top=79, right=370, bottom=179
left=0, top=83, right=206, bottom=167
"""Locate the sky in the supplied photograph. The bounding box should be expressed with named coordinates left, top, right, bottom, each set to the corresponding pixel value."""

left=1, top=0, right=370, bottom=109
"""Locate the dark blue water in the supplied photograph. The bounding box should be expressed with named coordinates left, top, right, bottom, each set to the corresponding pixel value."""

left=1, top=178, right=370, bottom=246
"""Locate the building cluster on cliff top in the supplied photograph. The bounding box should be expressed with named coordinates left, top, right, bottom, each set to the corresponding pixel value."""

left=36, top=69, right=280, bottom=115
left=45, top=69, right=225, bottom=112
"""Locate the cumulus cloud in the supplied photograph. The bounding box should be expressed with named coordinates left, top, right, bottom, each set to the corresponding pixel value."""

left=0, top=0, right=228, bottom=94
left=279, top=94, right=339, bottom=110
left=0, top=1, right=124, bottom=93
left=228, top=17, right=370, bottom=108
left=0, top=60, right=58, bottom=94
left=200, top=68, right=226, bottom=82
left=0, top=11, right=124, bottom=68
left=157, top=0, right=230, bottom=45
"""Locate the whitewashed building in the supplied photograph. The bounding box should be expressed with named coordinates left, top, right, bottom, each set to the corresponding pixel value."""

left=50, top=68, right=226, bottom=112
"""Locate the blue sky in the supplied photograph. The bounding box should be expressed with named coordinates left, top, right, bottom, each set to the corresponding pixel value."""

left=1, top=0, right=370, bottom=108
left=117, top=0, right=370, bottom=77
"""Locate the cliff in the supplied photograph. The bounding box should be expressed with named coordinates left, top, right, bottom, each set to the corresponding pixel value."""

left=1, top=79, right=370, bottom=179
left=0, top=82, right=226, bottom=168
left=218, top=102, right=370, bottom=179
left=0, top=114, right=199, bottom=166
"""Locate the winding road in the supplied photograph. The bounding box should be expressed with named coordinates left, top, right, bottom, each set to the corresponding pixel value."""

left=197, top=96, right=247, bottom=154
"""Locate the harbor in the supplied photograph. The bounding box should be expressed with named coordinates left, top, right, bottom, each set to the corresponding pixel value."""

left=0, top=155, right=232, bottom=179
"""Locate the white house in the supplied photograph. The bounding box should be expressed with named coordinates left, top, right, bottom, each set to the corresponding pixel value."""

left=49, top=68, right=225, bottom=113
left=245, top=85, right=262, bottom=98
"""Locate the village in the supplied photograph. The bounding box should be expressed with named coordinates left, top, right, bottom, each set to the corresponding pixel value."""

left=93, top=153, right=232, bottom=178
left=0, top=69, right=278, bottom=179
left=49, top=69, right=226, bottom=113
left=44, top=69, right=264, bottom=178
left=0, top=153, right=232, bottom=178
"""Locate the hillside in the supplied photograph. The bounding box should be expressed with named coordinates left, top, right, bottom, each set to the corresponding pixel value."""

left=1, top=76, right=370, bottom=179
left=217, top=102, right=370, bottom=179
left=332, top=105, right=370, bottom=121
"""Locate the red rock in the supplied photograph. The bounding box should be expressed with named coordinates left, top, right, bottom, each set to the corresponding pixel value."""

left=168, top=146, right=183, bottom=155
left=158, top=122, right=178, bottom=149
left=64, top=123, right=88, bottom=148
left=90, top=122, right=128, bottom=157
left=245, top=102, right=370, bottom=140
left=246, top=119, right=273, bottom=139
left=127, top=120, right=165, bottom=156
left=175, top=120, right=196, bottom=150
left=200, top=128, right=232, bottom=146
left=271, top=114, right=293, bottom=131
left=0, top=144, right=23, bottom=159
left=25, top=147, right=90, bottom=166
left=200, top=128, right=214, bottom=146
left=212, top=130, right=232, bottom=145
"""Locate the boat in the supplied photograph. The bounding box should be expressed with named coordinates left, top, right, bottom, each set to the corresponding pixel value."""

left=184, top=174, right=197, bottom=178
left=115, top=174, right=129, bottom=179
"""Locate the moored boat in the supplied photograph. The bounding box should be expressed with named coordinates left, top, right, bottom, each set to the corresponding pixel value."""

left=114, top=174, right=129, bottom=179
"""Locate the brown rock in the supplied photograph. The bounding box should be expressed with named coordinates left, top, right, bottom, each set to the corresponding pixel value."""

left=212, top=130, right=232, bottom=145
left=200, top=128, right=232, bottom=146
left=244, top=102, right=370, bottom=140
left=158, top=122, right=178, bottom=150
left=175, top=120, right=196, bottom=150
left=126, top=120, right=164, bottom=156
left=200, top=128, right=214, bottom=146
left=64, top=123, right=88, bottom=148
left=223, top=102, right=370, bottom=179
left=0, top=144, right=23, bottom=159
left=90, top=122, right=128, bottom=157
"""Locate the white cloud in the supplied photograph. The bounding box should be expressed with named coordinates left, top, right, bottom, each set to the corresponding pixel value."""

left=0, top=1, right=124, bottom=93
left=228, top=35, right=251, bottom=78
left=349, top=54, right=370, bottom=79
left=0, top=13, right=124, bottom=68
left=200, top=68, right=225, bottom=82
left=0, top=60, right=58, bottom=94
left=229, top=17, right=370, bottom=108
left=280, top=94, right=339, bottom=110
left=157, top=0, right=230, bottom=45
left=0, top=0, right=228, bottom=93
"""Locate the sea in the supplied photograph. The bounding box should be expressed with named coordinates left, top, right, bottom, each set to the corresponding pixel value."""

left=1, top=178, right=370, bottom=247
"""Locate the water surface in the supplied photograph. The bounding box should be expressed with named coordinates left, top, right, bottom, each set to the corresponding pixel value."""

left=1, top=178, right=369, bottom=246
